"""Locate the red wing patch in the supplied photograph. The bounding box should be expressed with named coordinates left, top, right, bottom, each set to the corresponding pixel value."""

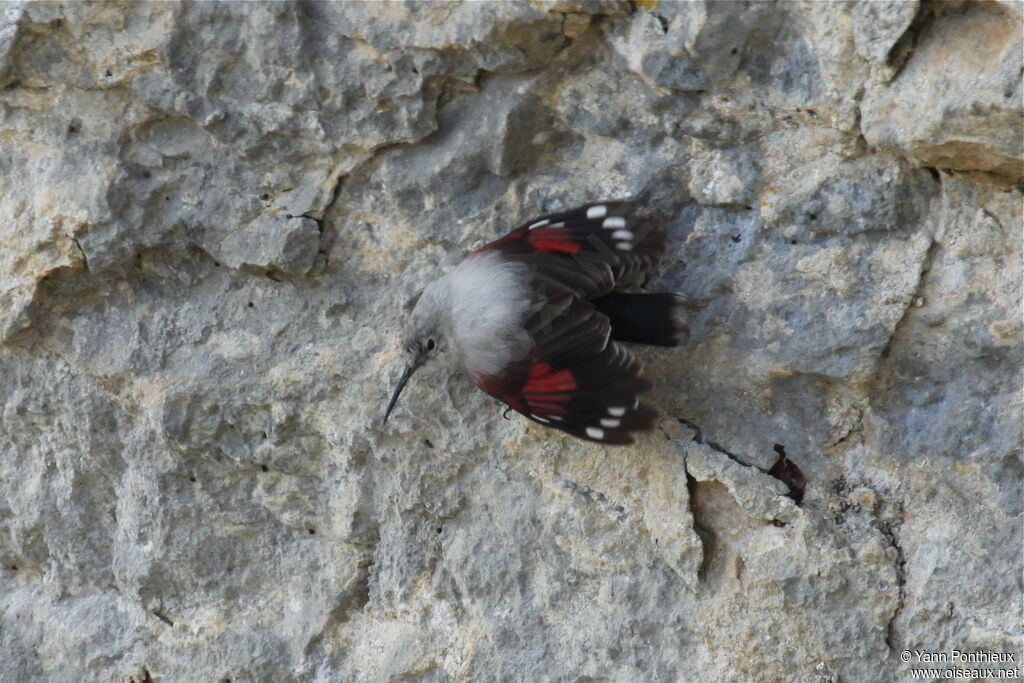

left=469, top=201, right=664, bottom=300
left=472, top=370, right=526, bottom=413
left=463, top=242, right=666, bottom=445
left=519, top=363, right=575, bottom=416
left=474, top=364, right=575, bottom=417
left=526, top=226, right=582, bottom=254
left=472, top=225, right=582, bottom=255
left=522, top=363, right=576, bottom=395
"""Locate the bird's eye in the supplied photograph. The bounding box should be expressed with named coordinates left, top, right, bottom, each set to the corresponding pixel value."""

left=426, top=338, right=435, bottom=351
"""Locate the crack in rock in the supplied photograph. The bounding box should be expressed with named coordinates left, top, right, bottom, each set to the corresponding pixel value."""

left=675, top=416, right=805, bottom=506
left=828, top=405, right=865, bottom=449
left=880, top=507, right=907, bottom=652
left=674, top=416, right=756, bottom=469
left=673, top=417, right=800, bottom=526
left=879, top=237, right=940, bottom=363
left=71, top=238, right=89, bottom=272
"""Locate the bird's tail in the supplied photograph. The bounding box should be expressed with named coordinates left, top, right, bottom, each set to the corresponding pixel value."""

left=593, top=292, right=689, bottom=347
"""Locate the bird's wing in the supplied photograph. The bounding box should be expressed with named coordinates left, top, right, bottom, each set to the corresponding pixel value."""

left=471, top=293, right=657, bottom=445
left=473, top=201, right=665, bottom=300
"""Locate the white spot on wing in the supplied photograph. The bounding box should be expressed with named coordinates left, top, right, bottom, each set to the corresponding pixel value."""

left=612, top=229, right=633, bottom=240
left=586, top=426, right=605, bottom=439
left=587, top=205, right=607, bottom=219
left=608, top=406, right=626, bottom=417
left=550, top=415, right=564, bottom=422
left=533, top=415, right=550, bottom=424
left=602, top=216, right=626, bottom=229
left=528, top=219, right=550, bottom=230
left=615, top=242, right=632, bottom=251
left=600, top=418, right=620, bottom=428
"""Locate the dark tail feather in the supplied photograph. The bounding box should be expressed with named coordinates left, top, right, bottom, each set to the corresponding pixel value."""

left=593, top=292, right=689, bottom=347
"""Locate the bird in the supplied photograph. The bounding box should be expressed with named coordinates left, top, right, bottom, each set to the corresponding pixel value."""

left=383, top=200, right=688, bottom=444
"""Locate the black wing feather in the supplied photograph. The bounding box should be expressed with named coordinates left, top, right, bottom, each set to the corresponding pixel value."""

left=476, top=200, right=666, bottom=300
left=473, top=294, right=658, bottom=444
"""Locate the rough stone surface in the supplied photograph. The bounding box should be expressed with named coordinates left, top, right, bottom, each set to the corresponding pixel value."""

left=0, top=2, right=1021, bottom=681
left=861, top=1, right=1024, bottom=184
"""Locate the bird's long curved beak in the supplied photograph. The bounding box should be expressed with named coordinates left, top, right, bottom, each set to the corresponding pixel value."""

left=383, top=365, right=417, bottom=424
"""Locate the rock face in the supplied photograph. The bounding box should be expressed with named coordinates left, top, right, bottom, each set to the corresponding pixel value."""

left=0, top=2, right=1020, bottom=680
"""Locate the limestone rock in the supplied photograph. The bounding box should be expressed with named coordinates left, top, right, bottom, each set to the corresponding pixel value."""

left=0, top=2, right=1020, bottom=681
left=861, top=1, right=1024, bottom=184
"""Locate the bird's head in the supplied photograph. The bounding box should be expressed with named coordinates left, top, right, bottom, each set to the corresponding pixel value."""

left=383, top=278, right=451, bottom=424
